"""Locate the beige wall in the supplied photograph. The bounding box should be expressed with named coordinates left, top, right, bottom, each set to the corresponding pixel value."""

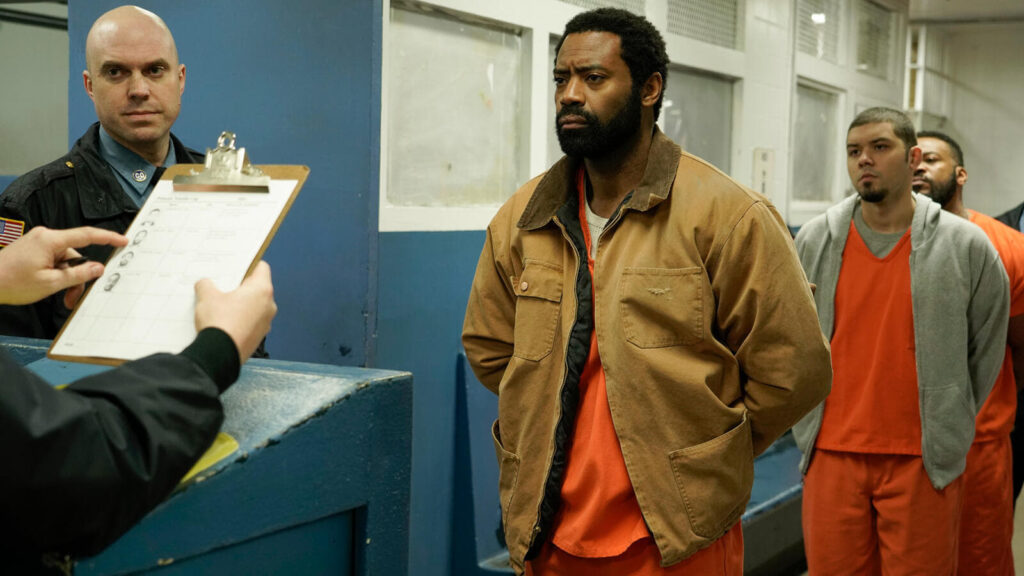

left=924, top=22, right=1024, bottom=218
left=0, top=4, right=68, bottom=175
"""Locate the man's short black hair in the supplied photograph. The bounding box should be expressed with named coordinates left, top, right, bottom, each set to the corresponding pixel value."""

left=555, top=8, right=669, bottom=120
left=849, top=107, right=917, bottom=155
left=917, top=130, right=965, bottom=168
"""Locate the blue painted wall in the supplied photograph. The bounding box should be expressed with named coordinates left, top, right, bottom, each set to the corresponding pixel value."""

left=377, top=229, right=486, bottom=575
left=10, top=5, right=816, bottom=575
left=68, top=0, right=380, bottom=366
left=60, top=3, right=491, bottom=574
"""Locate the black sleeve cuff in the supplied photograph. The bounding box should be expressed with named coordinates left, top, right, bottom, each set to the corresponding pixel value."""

left=180, top=327, right=241, bottom=393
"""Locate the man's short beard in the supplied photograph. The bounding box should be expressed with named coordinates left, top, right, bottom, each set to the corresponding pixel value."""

left=858, top=188, right=887, bottom=203
left=921, top=173, right=958, bottom=207
left=556, top=84, right=643, bottom=160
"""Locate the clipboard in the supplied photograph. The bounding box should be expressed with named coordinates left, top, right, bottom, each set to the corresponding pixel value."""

left=48, top=137, right=308, bottom=365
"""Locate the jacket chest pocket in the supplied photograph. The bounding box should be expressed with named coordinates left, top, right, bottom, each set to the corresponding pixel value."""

left=513, top=261, right=563, bottom=361
left=619, top=266, right=704, bottom=348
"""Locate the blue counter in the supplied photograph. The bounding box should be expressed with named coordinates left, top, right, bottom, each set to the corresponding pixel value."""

left=3, top=337, right=413, bottom=576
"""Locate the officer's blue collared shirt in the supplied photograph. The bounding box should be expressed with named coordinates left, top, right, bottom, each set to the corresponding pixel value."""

left=98, top=126, right=177, bottom=207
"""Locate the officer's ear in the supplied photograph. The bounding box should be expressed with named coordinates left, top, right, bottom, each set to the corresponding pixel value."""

left=83, top=70, right=95, bottom=101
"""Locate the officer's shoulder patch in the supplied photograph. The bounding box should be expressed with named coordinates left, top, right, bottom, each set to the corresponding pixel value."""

left=0, top=216, right=26, bottom=247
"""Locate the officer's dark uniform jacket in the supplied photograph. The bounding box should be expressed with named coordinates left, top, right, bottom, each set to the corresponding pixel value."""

left=0, top=122, right=203, bottom=338
left=0, top=328, right=240, bottom=575
left=996, top=202, right=1024, bottom=505
left=997, top=202, right=1024, bottom=231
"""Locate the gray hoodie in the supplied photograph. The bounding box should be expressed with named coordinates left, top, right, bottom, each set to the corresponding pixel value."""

left=792, top=193, right=1009, bottom=489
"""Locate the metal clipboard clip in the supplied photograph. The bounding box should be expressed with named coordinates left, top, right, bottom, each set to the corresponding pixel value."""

left=172, top=131, right=271, bottom=192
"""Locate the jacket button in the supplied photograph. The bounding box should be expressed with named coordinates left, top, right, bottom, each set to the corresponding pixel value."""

left=520, top=281, right=529, bottom=292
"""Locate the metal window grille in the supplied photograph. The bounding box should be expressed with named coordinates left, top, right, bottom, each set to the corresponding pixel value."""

left=856, top=0, right=892, bottom=79
left=797, top=0, right=841, bottom=63
left=667, top=0, right=742, bottom=50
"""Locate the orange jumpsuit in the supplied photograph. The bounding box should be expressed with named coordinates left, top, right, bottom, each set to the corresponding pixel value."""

left=526, top=171, right=743, bottom=575
left=803, top=223, right=964, bottom=575
left=956, top=211, right=1024, bottom=576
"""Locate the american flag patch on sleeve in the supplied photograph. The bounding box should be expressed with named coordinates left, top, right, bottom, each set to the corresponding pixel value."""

left=0, top=216, right=25, bottom=247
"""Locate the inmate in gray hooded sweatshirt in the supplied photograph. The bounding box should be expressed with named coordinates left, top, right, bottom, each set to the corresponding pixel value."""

left=792, top=193, right=1008, bottom=489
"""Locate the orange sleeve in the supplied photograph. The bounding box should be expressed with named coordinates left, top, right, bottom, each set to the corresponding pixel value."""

left=971, top=211, right=1024, bottom=318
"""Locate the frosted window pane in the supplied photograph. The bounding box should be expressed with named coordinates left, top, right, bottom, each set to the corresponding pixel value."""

left=796, top=0, right=841, bottom=64
left=793, top=84, right=838, bottom=202
left=547, top=37, right=563, bottom=168
left=387, top=8, right=524, bottom=206
left=663, top=67, right=732, bottom=172
left=856, top=0, right=892, bottom=79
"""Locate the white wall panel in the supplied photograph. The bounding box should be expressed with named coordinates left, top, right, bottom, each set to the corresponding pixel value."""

left=938, top=23, right=1024, bottom=216
left=0, top=9, right=68, bottom=174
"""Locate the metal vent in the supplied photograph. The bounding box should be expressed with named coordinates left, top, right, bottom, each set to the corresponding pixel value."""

left=797, top=0, right=840, bottom=63
left=667, top=0, right=742, bottom=50
left=856, top=0, right=892, bottom=79
left=557, top=0, right=646, bottom=15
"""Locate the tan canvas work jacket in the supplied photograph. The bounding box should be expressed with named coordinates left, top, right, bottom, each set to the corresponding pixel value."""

left=462, top=129, right=831, bottom=573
